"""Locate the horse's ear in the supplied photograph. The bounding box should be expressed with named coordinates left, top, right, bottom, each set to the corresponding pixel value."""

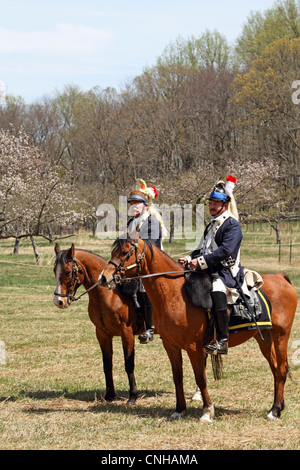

left=55, top=243, right=61, bottom=255
left=67, top=243, right=75, bottom=260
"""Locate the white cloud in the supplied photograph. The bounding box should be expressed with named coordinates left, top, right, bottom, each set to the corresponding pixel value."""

left=0, top=23, right=115, bottom=55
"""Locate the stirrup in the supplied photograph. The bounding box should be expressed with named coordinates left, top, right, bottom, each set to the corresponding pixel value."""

left=205, top=339, right=228, bottom=355
left=138, top=329, right=154, bottom=344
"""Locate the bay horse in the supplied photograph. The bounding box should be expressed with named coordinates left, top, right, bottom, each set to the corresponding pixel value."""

left=53, top=243, right=144, bottom=405
left=99, top=237, right=298, bottom=422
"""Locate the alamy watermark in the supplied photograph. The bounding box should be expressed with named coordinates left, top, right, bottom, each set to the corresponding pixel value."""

left=291, top=80, right=300, bottom=104
left=291, top=340, right=300, bottom=366
left=96, top=196, right=204, bottom=250
left=0, top=340, right=5, bottom=365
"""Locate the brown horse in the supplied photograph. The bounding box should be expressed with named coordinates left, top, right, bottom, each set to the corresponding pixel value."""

left=53, top=243, right=144, bottom=405
left=99, top=237, right=298, bottom=421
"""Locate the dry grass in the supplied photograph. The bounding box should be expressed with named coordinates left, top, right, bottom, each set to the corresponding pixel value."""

left=0, top=227, right=299, bottom=450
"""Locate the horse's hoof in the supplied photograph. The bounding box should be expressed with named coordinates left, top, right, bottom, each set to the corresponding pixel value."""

left=127, top=398, right=137, bottom=406
left=267, top=411, right=279, bottom=421
left=191, top=391, right=201, bottom=401
left=170, top=411, right=185, bottom=420
left=200, top=405, right=214, bottom=423
left=105, top=395, right=115, bottom=402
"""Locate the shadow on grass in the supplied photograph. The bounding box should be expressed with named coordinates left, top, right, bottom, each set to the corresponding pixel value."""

left=0, top=388, right=245, bottom=419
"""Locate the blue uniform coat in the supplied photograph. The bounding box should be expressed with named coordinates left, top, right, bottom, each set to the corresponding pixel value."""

left=191, top=216, right=244, bottom=288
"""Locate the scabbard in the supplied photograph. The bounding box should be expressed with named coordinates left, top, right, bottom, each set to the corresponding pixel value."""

left=231, top=271, right=264, bottom=340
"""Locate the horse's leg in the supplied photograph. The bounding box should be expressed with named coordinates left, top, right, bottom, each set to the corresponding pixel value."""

left=162, top=340, right=186, bottom=419
left=121, top=324, right=138, bottom=405
left=95, top=328, right=116, bottom=401
left=192, top=354, right=208, bottom=401
left=254, top=329, right=289, bottom=420
left=186, top=347, right=214, bottom=423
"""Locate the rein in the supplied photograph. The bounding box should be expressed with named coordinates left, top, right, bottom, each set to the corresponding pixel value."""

left=113, top=269, right=192, bottom=285
left=54, top=243, right=195, bottom=303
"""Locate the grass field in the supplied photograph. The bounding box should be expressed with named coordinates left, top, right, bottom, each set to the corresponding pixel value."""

left=0, top=224, right=299, bottom=450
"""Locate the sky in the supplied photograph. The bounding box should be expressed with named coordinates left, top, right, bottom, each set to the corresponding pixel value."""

left=0, top=0, right=278, bottom=104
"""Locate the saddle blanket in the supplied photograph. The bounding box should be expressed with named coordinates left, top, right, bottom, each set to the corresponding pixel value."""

left=228, top=288, right=272, bottom=334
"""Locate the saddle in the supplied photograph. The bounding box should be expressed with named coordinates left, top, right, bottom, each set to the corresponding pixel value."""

left=228, top=287, right=272, bottom=333
left=184, top=269, right=272, bottom=333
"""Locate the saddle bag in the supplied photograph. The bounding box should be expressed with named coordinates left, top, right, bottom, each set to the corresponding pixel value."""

left=230, top=289, right=262, bottom=322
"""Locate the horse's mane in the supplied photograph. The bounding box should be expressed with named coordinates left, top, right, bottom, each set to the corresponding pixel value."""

left=111, top=237, right=185, bottom=272
left=112, top=237, right=154, bottom=257
left=155, top=246, right=185, bottom=271
left=54, top=248, right=106, bottom=267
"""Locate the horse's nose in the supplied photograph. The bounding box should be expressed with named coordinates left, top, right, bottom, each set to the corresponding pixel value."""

left=100, top=274, right=107, bottom=286
left=53, top=295, right=69, bottom=309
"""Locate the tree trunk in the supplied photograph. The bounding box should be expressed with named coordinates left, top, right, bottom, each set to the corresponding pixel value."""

left=13, top=237, right=21, bottom=255
left=30, top=235, right=41, bottom=265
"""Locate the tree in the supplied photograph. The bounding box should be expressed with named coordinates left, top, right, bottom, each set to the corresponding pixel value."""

left=231, top=38, right=300, bottom=188
left=235, top=0, right=300, bottom=66
left=157, top=30, right=232, bottom=71
left=0, top=128, right=88, bottom=262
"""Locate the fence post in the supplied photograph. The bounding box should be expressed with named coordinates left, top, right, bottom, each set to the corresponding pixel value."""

left=290, top=241, right=292, bottom=265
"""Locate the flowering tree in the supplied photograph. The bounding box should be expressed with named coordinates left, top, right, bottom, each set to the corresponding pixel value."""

left=0, top=128, right=88, bottom=262
left=225, top=159, right=298, bottom=244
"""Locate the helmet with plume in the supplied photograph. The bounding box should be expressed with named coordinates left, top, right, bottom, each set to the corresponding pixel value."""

left=128, top=179, right=167, bottom=238
left=209, top=176, right=239, bottom=220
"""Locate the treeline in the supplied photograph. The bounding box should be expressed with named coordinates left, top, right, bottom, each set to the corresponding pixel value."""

left=0, top=0, right=300, bottom=232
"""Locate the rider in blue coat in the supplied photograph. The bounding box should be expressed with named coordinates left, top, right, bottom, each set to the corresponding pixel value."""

left=179, top=176, right=242, bottom=355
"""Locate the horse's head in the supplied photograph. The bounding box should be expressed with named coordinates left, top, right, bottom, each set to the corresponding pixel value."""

left=53, top=243, right=84, bottom=308
left=99, top=237, right=149, bottom=289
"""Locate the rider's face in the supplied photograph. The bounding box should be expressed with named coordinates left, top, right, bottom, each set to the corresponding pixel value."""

left=128, top=201, right=147, bottom=218
left=209, top=200, right=228, bottom=217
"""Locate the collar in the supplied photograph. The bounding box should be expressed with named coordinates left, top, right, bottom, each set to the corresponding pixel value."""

left=211, top=210, right=230, bottom=227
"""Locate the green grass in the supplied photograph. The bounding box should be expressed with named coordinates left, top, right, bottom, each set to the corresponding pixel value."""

left=0, top=225, right=299, bottom=450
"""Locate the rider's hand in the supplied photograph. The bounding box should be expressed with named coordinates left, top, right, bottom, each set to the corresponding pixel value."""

left=189, top=259, right=199, bottom=270
left=178, top=258, right=188, bottom=266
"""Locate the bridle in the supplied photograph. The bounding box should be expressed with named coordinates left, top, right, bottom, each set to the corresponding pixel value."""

left=107, top=239, right=146, bottom=286
left=106, top=238, right=192, bottom=287
left=54, top=242, right=196, bottom=302
left=54, top=256, right=83, bottom=303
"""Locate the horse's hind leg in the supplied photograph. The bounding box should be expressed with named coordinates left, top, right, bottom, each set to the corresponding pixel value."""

left=96, top=329, right=116, bottom=402
left=255, top=329, right=289, bottom=420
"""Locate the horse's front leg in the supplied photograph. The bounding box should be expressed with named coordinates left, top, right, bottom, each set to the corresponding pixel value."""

left=96, top=328, right=115, bottom=401
left=121, top=324, right=138, bottom=405
left=162, top=340, right=186, bottom=419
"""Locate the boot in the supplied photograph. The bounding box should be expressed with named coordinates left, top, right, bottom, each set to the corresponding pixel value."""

left=138, top=328, right=154, bottom=344
left=205, top=308, right=229, bottom=355
left=215, top=308, right=229, bottom=354
left=138, top=292, right=154, bottom=344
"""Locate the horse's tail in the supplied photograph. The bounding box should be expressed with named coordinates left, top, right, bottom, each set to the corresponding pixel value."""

left=211, top=354, right=224, bottom=381
left=281, top=272, right=292, bottom=285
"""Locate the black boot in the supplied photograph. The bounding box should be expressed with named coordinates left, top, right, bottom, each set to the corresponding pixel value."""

left=138, top=292, right=154, bottom=344
left=205, top=308, right=229, bottom=355
left=205, top=291, right=229, bottom=355
left=216, top=308, right=229, bottom=354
